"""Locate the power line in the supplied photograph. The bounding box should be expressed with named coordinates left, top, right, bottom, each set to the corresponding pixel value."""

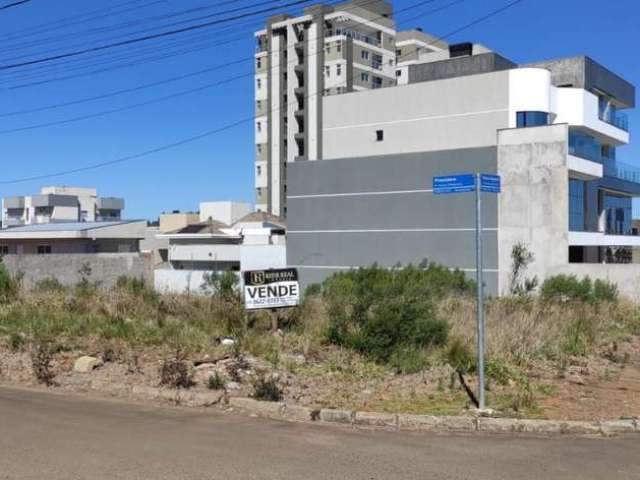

left=0, top=0, right=156, bottom=41
left=0, top=0, right=527, bottom=185
left=0, top=0, right=382, bottom=87
left=0, top=0, right=381, bottom=89
left=0, top=0, right=302, bottom=62
left=0, top=0, right=32, bottom=11
left=1, top=22, right=256, bottom=87
left=0, top=0, right=437, bottom=122
left=0, top=0, right=314, bottom=71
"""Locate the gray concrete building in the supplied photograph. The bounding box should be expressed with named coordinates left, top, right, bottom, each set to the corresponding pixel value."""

left=253, top=0, right=447, bottom=216
left=285, top=34, right=640, bottom=298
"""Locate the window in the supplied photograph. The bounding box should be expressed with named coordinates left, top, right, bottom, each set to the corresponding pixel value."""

left=256, top=121, right=262, bottom=133
left=372, top=76, right=382, bottom=89
left=257, top=144, right=262, bottom=153
left=256, top=78, right=262, bottom=89
left=257, top=187, right=262, bottom=197
left=0, top=245, right=8, bottom=255
left=325, top=44, right=330, bottom=54
left=336, top=42, right=341, bottom=52
left=256, top=58, right=262, bottom=69
left=325, top=65, right=330, bottom=77
left=395, top=70, right=402, bottom=77
left=336, top=64, right=342, bottom=76
left=257, top=165, right=262, bottom=175
left=604, top=193, right=633, bottom=235
left=568, top=179, right=585, bottom=232
left=360, top=72, right=369, bottom=82
left=37, top=245, right=52, bottom=255
left=361, top=50, right=369, bottom=60
left=516, top=111, right=549, bottom=128
left=256, top=100, right=261, bottom=110
left=395, top=48, right=401, bottom=57
left=376, top=130, right=384, bottom=142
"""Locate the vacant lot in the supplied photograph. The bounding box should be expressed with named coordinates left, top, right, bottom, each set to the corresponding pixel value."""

left=1, top=266, right=639, bottom=420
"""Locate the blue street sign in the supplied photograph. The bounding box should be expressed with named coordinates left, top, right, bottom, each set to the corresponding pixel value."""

left=480, top=174, right=501, bottom=193
left=433, top=174, right=476, bottom=194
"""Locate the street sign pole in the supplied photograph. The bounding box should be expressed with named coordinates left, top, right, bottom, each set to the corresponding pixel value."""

left=475, top=173, right=486, bottom=410
left=434, top=172, right=499, bottom=411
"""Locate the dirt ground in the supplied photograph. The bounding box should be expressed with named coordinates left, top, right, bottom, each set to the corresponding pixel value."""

left=1, top=336, right=639, bottom=422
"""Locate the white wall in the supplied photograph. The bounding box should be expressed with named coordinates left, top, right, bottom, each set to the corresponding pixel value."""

left=240, top=244, right=287, bottom=271
left=169, top=243, right=240, bottom=263
left=154, top=269, right=217, bottom=295
left=199, top=201, right=252, bottom=225
left=322, top=70, right=511, bottom=159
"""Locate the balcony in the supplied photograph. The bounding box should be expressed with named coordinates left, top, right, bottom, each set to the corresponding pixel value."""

left=598, top=109, right=629, bottom=131
left=325, top=28, right=380, bottom=47
left=598, top=99, right=629, bottom=132
left=602, top=159, right=640, bottom=184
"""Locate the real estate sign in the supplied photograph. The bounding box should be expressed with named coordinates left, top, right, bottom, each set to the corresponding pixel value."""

left=243, top=268, right=300, bottom=310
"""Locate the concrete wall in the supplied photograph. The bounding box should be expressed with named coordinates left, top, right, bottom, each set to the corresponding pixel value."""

left=526, top=56, right=635, bottom=108
left=497, top=124, right=570, bottom=294
left=3, top=253, right=153, bottom=289
left=154, top=269, right=242, bottom=295
left=408, top=53, right=516, bottom=85
left=287, top=147, right=499, bottom=292
left=322, top=70, right=510, bottom=159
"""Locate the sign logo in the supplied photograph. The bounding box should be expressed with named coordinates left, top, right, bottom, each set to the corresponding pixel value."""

left=250, top=271, right=265, bottom=285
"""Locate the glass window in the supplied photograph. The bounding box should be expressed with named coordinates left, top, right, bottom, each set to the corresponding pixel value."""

left=569, top=130, right=601, bottom=162
left=0, top=245, right=8, bottom=255
left=568, top=179, right=585, bottom=231
left=376, top=130, right=384, bottom=141
left=336, top=64, right=342, bottom=76
left=516, top=111, right=549, bottom=128
left=256, top=58, right=261, bottom=69
left=603, top=193, right=633, bottom=235
left=256, top=78, right=261, bottom=89
left=360, top=72, right=369, bottom=82
left=361, top=50, right=369, bottom=60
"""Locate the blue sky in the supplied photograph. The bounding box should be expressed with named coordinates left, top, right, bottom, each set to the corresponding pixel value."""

left=0, top=0, right=638, bottom=220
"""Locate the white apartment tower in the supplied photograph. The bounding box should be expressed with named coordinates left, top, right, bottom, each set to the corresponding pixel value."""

left=254, top=0, right=436, bottom=216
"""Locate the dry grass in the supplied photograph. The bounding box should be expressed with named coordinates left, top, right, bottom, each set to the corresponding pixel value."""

left=440, top=296, right=640, bottom=366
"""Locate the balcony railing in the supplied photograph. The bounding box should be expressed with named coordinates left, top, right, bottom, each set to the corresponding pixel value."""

left=599, top=110, right=629, bottom=131
left=325, top=28, right=380, bottom=47
left=603, top=159, right=640, bottom=184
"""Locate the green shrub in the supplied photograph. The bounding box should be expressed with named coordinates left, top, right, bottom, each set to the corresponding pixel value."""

left=207, top=372, right=226, bottom=390
left=389, top=346, right=429, bottom=374
left=201, top=271, right=239, bottom=301
left=540, top=275, right=592, bottom=302
left=541, top=275, right=618, bottom=304
left=33, top=277, right=66, bottom=293
left=0, top=259, right=18, bottom=303
left=446, top=337, right=476, bottom=374
left=304, top=283, right=322, bottom=298
left=251, top=375, right=282, bottom=401
left=593, top=279, right=618, bottom=303
left=116, top=276, right=146, bottom=294
left=322, top=264, right=462, bottom=364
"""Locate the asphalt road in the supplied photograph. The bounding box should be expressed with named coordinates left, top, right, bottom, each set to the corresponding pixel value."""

left=0, top=386, right=638, bottom=480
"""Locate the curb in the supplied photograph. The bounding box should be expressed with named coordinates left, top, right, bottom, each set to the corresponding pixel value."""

left=4, top=379, right=638, bottom=437
left=226, top=397, right=640, bottom=437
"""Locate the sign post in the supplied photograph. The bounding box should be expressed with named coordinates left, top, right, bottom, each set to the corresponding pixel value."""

left=433, top=172, right=501, bottom=410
